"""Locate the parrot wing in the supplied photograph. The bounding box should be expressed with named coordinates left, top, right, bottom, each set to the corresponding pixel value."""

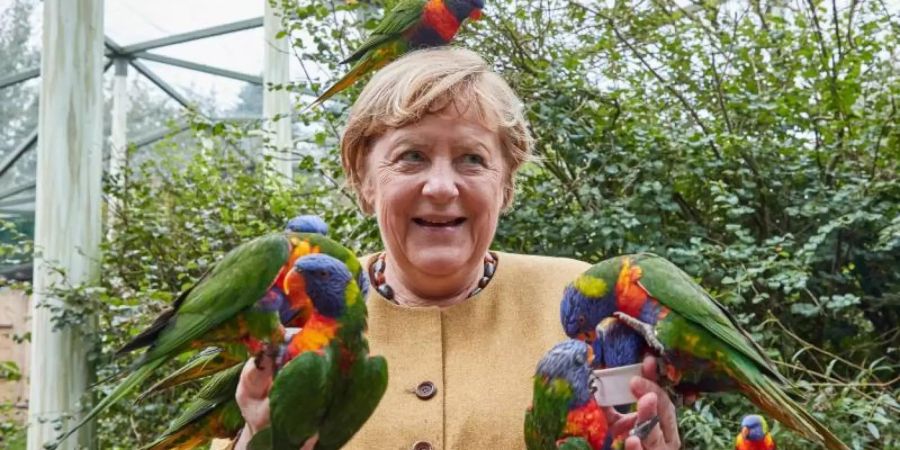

left=268, top=348, right=337, bottom=450
left=137, top=233, right=290, bottom=363
left=136, top=345, right=245, bottom=401
left=634, top=254, right=788, bottom=384
left=341, top=0, right=426, bottom=64
left=525, top=377, right=574, bottom=450
left=313, top=355, right=389, bottom=450
left=140, top=363, right=244, bottom=450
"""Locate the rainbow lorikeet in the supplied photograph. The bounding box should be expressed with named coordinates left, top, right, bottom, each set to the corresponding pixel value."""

left=559, top=253, right=849, bottom=450
left=736, top=415, right=777, bottom=450
left=524, top=340, right=611, bottom=450
left=135, top=215, right=333, bottom=402
left=309, top=0, right=485, bottom=108
left=49, top=231, right=364, bottom=449
left=248, top=253, right=388, bottom=450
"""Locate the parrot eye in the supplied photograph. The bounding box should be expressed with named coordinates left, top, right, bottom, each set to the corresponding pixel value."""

left=577, top=315, right=586, bottom=327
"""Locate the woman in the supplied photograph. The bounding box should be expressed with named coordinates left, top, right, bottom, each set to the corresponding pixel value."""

left=226, top=48, right=682, bottom=450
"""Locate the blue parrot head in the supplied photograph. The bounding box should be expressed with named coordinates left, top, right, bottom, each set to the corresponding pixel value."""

left=293, top=254, right=352, bottom=319
left=285, top=214, right=329, bottom=236
left=740, top=415, right=768, bottom=442
left=535, top=340, right=594, bottom=408
left=255, top=286, right=286, bottom=313
left=597, top=317, right=645, bottom=369
left=560, top=275, right=616, bottom=341
left=446, top=0, right=485, bottom=20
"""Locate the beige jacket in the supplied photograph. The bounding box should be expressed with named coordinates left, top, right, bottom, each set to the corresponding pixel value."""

left=213, top=251, right=588, bottom=450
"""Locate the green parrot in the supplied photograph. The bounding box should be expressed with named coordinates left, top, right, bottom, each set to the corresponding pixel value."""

left=49, top=231, right=363, bottom=449
left=249, top=253, right=388, bottom=450
left=559, top=253, right=849, bottom=450
left=309, top=0, right=484, bottom=109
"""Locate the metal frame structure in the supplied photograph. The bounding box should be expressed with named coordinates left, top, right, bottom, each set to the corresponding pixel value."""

left=0, top=15, right=268, bottom=210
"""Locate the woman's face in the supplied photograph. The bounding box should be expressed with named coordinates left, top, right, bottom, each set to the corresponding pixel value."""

left=364, top=106, right=506, bottom=279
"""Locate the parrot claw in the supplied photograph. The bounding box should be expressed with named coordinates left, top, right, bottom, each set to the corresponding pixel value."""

left=629, top=415, right=660, bottom=440
left=612, top=312, right=665, bottom=354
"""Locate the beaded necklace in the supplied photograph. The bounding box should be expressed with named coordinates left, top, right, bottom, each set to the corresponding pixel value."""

left=371, top=252, right=497, bottom=303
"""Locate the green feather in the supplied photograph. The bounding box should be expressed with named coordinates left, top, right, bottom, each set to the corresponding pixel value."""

left=269, top=348, right=337, bottom=450
left=314, top=355, right=389, bottom=450
left=140, top=363, right=244, bottom=450
left=525, top=377, right=574, bottom=450
left=340, top=0, right=426, bottom=65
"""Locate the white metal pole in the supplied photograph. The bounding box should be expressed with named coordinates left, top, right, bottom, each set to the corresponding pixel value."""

left=28, top=0, right=104, bottom=448
left=107, top=58, right=129, bottom=237
left=263, top=0, right=293, bottom=181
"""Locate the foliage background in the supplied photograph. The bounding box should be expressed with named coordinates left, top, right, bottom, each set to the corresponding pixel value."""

left=1, top=0, right=898, bottom=449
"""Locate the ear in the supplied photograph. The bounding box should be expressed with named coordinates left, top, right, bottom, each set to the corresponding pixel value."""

left=358, top=176, right=376, bottom=215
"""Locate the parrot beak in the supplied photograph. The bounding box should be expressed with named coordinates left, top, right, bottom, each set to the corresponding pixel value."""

left=469, top=9, right=483, bottom=20
left=741, top=427, right=749, bottom=438
left=586, top=345, right=595, bottom=366
left=284, top=268, right=304, bottom=295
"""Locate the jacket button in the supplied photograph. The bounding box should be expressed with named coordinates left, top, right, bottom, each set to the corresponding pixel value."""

left=415, top=381, right=437, bottom=400
left=412, top=441, right=433, bottom=450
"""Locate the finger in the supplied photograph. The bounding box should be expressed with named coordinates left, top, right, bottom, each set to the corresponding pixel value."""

left=609, top=411, right=638, bottom=437
left=641, top=355, right=658, bottom=382
left=631, top=377, right=679, bottom=445
left=239, top=357, right=274, bottom=399
left=624, top=436, right=643, bottom=450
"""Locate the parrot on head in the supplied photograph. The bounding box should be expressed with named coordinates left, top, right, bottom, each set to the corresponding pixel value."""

left=559, top=253, right=849, bottom=450
left=49, top=229, right=364, bottom=449
left=308, top=0, right=485, bottom=109
left=249, top=253, right=388, bottom=450
left=735, top=415, right=776, bottom=450
left=524, top=339, right=611, bottom=450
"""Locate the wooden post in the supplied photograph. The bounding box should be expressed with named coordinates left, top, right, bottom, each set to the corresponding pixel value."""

left=263, top=0, right=293, bottom=181
left=27, top=0, right=104, bottom=448
left=107, top=58, right=128, bottom=238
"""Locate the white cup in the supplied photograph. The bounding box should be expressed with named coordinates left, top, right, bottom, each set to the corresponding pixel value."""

left=592, top=363, right=642, bottom=406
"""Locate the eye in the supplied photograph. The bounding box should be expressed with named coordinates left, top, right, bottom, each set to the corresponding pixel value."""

left=577, top=315, right=586, bottom=327
left=398, top=150, right=425, bottom=162
left=461, top=153, right=485, bottom=165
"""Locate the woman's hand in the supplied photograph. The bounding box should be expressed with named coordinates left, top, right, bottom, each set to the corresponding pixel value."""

left=233, top=356, right=317, bottom=450
left=233, top=357, right=274, bottom=450
left=605, top=356, right=682, bottom=450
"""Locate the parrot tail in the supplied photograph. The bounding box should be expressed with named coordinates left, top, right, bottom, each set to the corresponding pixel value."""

left=136, top=348, right=237, bottom=403
left=305, top=57, right=386, bottom=111
left=743, top=374, right=849, bottom=450
left=48, top=357, right=168, bottom=449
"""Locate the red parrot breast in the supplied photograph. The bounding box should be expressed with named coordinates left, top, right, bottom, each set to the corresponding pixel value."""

left=422, top=0, right=463, bottom=42
left=562, top=398, right=608, bottom=450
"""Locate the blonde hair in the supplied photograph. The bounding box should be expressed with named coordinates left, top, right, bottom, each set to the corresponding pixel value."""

left=340, top=47, right=533, bottom=214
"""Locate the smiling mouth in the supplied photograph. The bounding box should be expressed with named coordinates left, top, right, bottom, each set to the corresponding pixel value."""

left=413, top=217, right=466, bottom=228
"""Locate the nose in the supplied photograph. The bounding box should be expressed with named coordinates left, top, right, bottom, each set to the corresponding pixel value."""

left=421, top=160, right=459, bottom=203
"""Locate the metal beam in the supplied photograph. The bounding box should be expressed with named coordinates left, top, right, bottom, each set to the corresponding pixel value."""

left=129, top=59, right=192, bottom=109
left=0, top=130, right=38, bottom=180
left=0, top=195, right=35, bottom=208
left=131, top=121, right=192, bottom=148
left=134, top=52, right=262, bottom=85
left=0, top=67, right=40, bottom=90
left=0, top=182, right=36, bottom=202
left=120, top=17, right=264, bottom=54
